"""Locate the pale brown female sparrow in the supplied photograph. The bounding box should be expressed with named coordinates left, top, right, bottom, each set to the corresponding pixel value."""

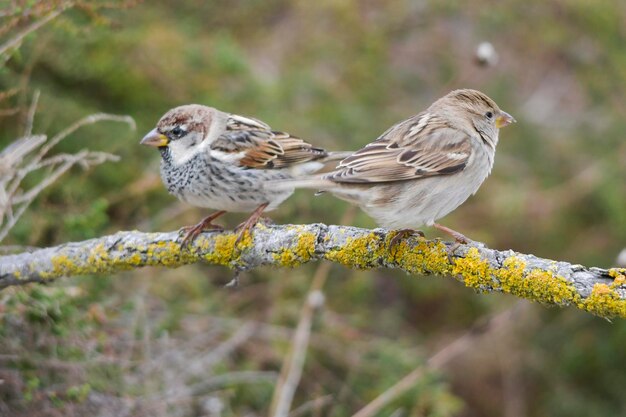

left=269, top=89, right=515, bottom=243
left=141, top=105, right=350, bottom=244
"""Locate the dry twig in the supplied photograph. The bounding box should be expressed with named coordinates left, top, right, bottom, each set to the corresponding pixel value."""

left=270, top=208, right=355, bottom=417
left=352, top=304, right=528, bottom=417
left=0, top=110, right=135, bottom=242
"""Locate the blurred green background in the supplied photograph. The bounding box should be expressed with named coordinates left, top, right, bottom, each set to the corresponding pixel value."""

left=1, top=1, right=625, bottom=416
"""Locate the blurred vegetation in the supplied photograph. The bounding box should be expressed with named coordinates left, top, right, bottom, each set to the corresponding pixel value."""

left=1, top=0, right=625, bottom=416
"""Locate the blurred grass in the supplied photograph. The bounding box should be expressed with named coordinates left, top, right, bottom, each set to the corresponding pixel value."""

left=1, top=1, right=625, bottom=416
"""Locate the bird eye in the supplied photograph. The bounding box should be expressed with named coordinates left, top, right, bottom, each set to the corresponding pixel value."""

left=171, top=126, right=185, bottom=138
left=485, top=111, right=494, bottom=119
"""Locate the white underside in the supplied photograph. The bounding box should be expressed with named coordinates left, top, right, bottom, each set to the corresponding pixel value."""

left=177, top=186, right=294, bottom=212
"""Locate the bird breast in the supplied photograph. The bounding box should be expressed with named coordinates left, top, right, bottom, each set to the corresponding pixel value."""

left=159, top=152, right=294, bottom=212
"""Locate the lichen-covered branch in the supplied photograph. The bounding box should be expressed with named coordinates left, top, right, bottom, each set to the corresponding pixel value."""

left=0, top=224, right=624, bottom=319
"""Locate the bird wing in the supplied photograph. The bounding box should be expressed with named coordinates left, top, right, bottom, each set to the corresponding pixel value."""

left=209, top=114, right=327, bottom=169
left=324, top=112, right=472, bottom=183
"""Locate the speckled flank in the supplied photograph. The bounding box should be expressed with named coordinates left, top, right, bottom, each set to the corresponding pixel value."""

left=160, top=151, right=293, bottom=212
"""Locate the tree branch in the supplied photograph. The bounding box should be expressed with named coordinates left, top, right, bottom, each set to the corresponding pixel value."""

left=0, top=224, right=624, bottom=318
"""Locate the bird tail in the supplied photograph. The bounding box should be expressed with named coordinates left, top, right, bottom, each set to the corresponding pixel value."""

left=275, top=151, right=351, bottom=189
left=320, top=151, right=352, bottom=163
left=266, top=176, right=336, bottom=192
left=286, top=150, right=352, bottom=177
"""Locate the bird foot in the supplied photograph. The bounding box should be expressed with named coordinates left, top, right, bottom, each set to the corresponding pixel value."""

left=257, top=216, right=275, bottom=226
left=431, top=223, right=472, bottom=259
left=389, top=229, right=425, bottom=250
left=234, top=203, right=269, bottom=246
left=432, top=223, right=471, bottom=244
left=179, top=211, right=226, bottom=247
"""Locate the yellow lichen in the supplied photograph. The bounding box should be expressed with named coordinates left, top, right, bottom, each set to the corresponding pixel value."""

left=295, top=232, right=316, bottom=259
left=272, top=231, right=317, bottom=267
left=580, top=283, right=626, bottom=318
left=449, top=247, right=626, bottom=318
left=141, top=231, right=253, bottom=268
left=39, top=232, right=256, bottom=281
left=144, top=241, right=190, bottom=267
left=23, top=229, right=626, bottom=319
left=608, top=268, right=626, bottom=288
left=513, top=268, right=579, bottom=305
left=200, top=232, right=250, bottom=266
left=386, top=236, right=451, bottom=275
left=50, top=254, right=76, bottom=277
left=325, top=233, right=385, bottom=269
left=127, top=253, right=142, bottom=266
left=451, top=248, right=578, bottom=304
left=451, top=247, right=494, bottom=290
left=495, top=256, right=527, bottom=294
left=86, top=243, right=112, bottom=273
left=453, top=249, right=576, bottom=304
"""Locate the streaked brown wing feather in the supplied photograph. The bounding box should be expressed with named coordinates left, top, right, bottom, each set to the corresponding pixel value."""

left=268, top=133, right=328, bottom=167
left=210, top=114, right=327, bottom=169
left=324, top=113, right=472, bottom=183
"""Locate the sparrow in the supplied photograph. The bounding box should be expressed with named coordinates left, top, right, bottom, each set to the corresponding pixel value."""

left=141, top=104, right=350, bottom=245
left=268, top=89, right=515, bottom=244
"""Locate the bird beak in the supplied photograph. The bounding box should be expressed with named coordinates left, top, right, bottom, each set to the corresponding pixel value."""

left=495, top=111, right=516, bottom=129
left=140, top=128, right=169, bottom=147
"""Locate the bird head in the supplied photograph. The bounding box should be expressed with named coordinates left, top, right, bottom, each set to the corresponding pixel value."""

left=141, top=104, right=217, bottom=164
left=436, top=89, right=515, bottom=149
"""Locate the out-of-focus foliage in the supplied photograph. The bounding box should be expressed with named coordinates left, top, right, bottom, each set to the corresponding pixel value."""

left=1, top=1, right=625, bottom=416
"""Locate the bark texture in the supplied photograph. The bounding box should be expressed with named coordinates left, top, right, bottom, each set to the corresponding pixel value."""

left=1, top=224, right=624, bottom=318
